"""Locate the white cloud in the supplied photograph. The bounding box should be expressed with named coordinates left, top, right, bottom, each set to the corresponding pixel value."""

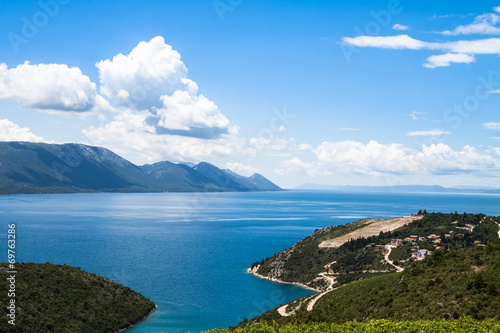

left=338, top=127, right=361, bottom=131
left=342, top=33, right=500, bottom=68
left=495, top=6, right=500, bottom=14
left=0, top=119, right=44, bottom=142
left=278, top=141, right=500, bottom=177
left=424, top=53, right=475, bottom=68
left=410, top=111, right=426, bottom=120
left=0, top=62, right=113, bottom=114
left=342, top=34, right=429, bottom=50
left=442, top=38, right=500, bottom=54
left=486, top=89, right=500, bottom=93
left=392, top=24, right=409, bottom=31
left=248, top=135, right=311, bottom=157
left=483, top=122, right=500, bottom=130
left=442, top=13, right=500, bottom=35
left=82, top=109, right=245, bottom=162
left=156, top=90, right=230, bottom=133
left=224, top=162, right=260, bottom=175
left=406, top=129, right=451, bottom=136
left=94, top=36, right=233, bottom=139
left=96, top=36, right=197, bottom=109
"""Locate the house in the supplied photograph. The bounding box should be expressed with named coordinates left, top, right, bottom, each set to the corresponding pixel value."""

left=433, top=238, right=441, bottom=244
left=444, top=234, right=451, bottom=238
left=391, top=239, right=403, bottom=246
left=375, top=245, right=386, bottom=252
left=417, top=249, right=429, bottom=259
left=428, top=234, right=440, bottom=239
left=404, top=235, right=419, bottom=242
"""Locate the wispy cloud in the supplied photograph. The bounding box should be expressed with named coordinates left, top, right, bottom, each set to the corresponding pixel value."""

left=483, top=122, right=500, bottom=130
left=392, top=24, right=409, bottom=31
left=338, top=127, right=361, bottom=131
left=407, top=129, right=451, bottom=136
left=424, top=53, right=475, bottom=68
left=410, top=111, right=426, bottom=120
left=442, top=12, right=500, bottom=35
left=342, top=6, right=500, bottom=68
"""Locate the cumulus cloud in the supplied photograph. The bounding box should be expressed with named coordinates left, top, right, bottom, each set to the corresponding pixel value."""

left=392, top=24, right=409, bottom=31
left=0, top=119, right=44, bottom=142
left=424, top=53, right=475, bottom=68
left=407, top=129, right=451, bottom=136
left=277, top=141, right=500, bottom=177
left=92, top=36, right=234, bottom=140
left=96, top=36, right=197, bottom=109
left=155, top=90, right=230, bottom=134
left=0, top=62, right=113, bottom=114
left=82, top=109, right=245, bottom=162
left=442, top=12, right=500, bottom=35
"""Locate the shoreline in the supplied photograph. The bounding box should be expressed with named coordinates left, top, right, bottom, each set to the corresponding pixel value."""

left=246, top=267, right=319, bottom=292
left=121, top=304, right=158, bottom=332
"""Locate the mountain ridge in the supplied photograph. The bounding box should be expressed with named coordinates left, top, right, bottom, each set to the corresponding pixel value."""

left=0, top=141, right=281, bottom=194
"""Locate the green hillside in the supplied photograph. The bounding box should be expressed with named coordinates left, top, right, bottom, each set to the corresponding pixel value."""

left=0, top=141, right=281, bottom=194
left=253, top=213, right=496, bottom=290
left=0, top=262, right=156, bottom=332
left=243, top=214, right=500, bottom=328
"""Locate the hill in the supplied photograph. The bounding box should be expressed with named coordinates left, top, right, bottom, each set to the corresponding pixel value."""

left=0, top=262, right=155, bottom=332
left=0, top=141, right=281, bottom=194
left=245, top=213, right=500, bottom=326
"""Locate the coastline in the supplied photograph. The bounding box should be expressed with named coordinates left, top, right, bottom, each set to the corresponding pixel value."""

left=246, top=266, right=319, bottom=292
left=121, top=304, right=158, bottom=332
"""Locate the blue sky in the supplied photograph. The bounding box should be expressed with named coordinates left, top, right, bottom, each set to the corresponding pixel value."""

left=0, top=0, right=499, bottom=188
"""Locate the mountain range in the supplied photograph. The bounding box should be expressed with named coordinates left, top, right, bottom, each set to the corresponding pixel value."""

left=295, top=183, right=500, bottom=194
left=0, top=141, right=281, bottom=195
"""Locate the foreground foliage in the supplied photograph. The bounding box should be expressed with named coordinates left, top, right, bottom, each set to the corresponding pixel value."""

left=206, top=318, right=500, bottom=333
left=0, top=262, right=156, bottom=332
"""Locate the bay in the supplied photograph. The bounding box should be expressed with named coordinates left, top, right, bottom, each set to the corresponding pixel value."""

left=1, top=190, right=499, bottom=332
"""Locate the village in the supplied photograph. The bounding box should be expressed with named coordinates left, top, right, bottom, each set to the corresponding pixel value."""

left=374, top=230, right=475, bottom=263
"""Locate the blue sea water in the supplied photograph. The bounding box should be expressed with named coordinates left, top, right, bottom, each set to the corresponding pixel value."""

left=1, top=190, right=499, bottom=332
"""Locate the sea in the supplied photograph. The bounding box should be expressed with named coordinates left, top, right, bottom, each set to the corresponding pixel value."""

left=1, top=190, right=499, bottom=333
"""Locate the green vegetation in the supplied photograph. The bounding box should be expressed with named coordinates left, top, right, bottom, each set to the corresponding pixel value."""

left=206, top=318, right=500, bottom=333
left=255, top=213, right=499, bottom=289
left=0, top=262, right=156, bottom=332
left=251, top=239, right=500, bottom=325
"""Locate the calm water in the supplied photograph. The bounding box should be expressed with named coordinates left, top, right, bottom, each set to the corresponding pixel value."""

left=1, top=190, right=499, bottom=332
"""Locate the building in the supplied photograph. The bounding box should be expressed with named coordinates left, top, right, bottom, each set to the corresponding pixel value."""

left=391, top=239, right=403, bottom=246
left=417, top=249, right=429, bottom=259
left=374, top=245, right=386, bottom=252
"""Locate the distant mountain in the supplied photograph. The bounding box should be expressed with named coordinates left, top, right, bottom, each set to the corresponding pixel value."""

left=0, top=141, right=281, bottom=194
left=295, top=183, right=500, bottom=194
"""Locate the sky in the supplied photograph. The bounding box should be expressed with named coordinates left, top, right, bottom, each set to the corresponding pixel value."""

left=0, top=0, right=499, bottom=189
